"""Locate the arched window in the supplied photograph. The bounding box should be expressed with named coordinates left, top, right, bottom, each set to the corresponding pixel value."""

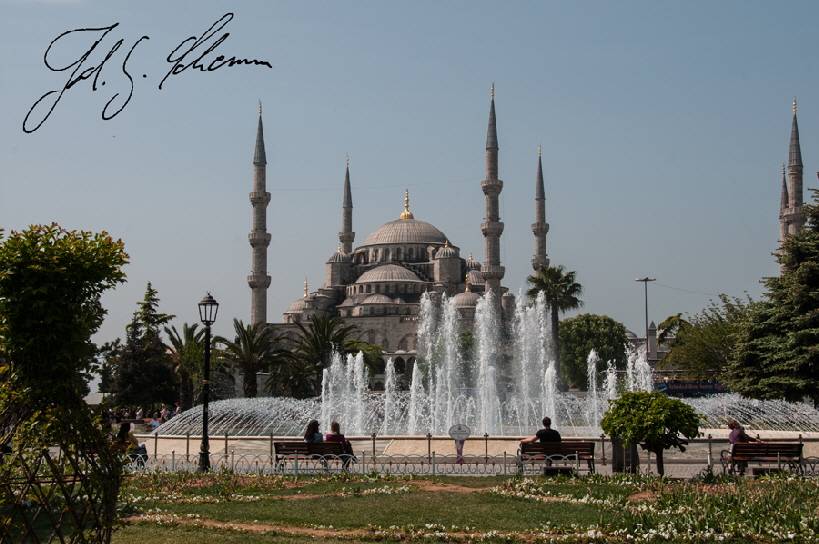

left=398, top=336, right=408, bottom=351
left=395, top=247, right=402, bottom=260
left=407, top=247, right=414, bottom=260
left=394, top=357, right=406, bottom=374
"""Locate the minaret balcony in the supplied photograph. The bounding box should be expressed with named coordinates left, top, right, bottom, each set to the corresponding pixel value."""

left=481, top=179, right=504, bottom=196
left=531, top=223, right=550, bottom=236
left=247, top=274, right=271, bottom=289
left=481, top=264, right=506, bottom=281
left=480, top=222, right=505, bottom=237
left=249, top=192, right=271, bottom=205
left=248, top=232, right=271, bottom=247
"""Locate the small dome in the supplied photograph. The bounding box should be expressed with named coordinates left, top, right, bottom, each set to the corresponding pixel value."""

left=436, top=244, right=459, bottom=259
left=467, top=269, right=485, bottom=285
left=454, top=291, right=481, bottom=308
left=328, top=250, right=351, bottom=263
left=363, top=294, right=393, bottom=304
left=625, top=330, right=638, bottom=339
left=362, top=219, right=447, bottom=246
left=465, top=253, right=481, bottom=270
left=394, top=297, right=405, bottom=304
left=357, top=264, right=422, bottom=283
left=337, top=297, right=356, bottom=308
left=285, top=297, right=308, bottom=313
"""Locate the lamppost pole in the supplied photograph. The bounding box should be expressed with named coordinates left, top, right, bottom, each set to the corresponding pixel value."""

left=635, top=278, right=655, bottom=357
left=198, top=293, right=219, bottom=472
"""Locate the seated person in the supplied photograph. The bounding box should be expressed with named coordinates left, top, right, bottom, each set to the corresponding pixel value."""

left=326, top=421, right=354, bottom=457
left=520, top=416, right=562, bottom=445
left=726, top=419, right=764, bottom=476
left=304, top=420, right=323, bottom=442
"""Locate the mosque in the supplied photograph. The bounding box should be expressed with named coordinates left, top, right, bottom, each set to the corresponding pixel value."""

left=245, top=88, right=549, bottom=389
left=243, top=91, right=806, bottom=391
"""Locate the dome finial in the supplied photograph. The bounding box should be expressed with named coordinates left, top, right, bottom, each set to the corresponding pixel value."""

left=338, top=244, right=342, bottom=252
left=538, top=144, right=541, bottom=157
left=400, top=189, right=414, bottom=219
left=491, top=82, right=494, bottom=99
left=346, top=153, right=349, bottom=168
left=303, top=278, right=308, bottom=298
left=465, top=273, right=471, bottom=293
left=259, top=100, right=262, bottom=115
left=794, top=98, right=797, bottom=114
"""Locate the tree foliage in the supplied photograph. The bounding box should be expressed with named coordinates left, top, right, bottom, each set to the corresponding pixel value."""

left=600, top=390, right=701, bottom=475
left=164, top=323, right=204, bottom=411
left=725, top=189, right=819, bottom=405
left=558, top=313, right=628, bottom=390
left=658, top=294, right=754, bottom=380
left=0, top=224, right=128, bottom=399
left=526, top=264, right=583, bottom=364
left=215, top=319, right=288, bottom=398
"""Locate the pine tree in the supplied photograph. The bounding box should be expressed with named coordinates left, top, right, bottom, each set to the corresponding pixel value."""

left=725, top=189, right=819, bottom=406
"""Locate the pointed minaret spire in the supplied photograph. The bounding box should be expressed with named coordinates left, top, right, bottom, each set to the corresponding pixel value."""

left=780, top=165, right=790, bottom=242
left=339, top=155, right=355, bottom=254
left=480, top=84, right=505, bottom=299
left=786, top=98, right=804, bottom=235
left=248, top=104, right=272, bottom=324
left=531, top=145, right=550, bottom=270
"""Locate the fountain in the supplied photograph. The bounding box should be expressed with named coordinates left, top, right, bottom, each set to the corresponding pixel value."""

left=157, top=292, right=819, bottom=437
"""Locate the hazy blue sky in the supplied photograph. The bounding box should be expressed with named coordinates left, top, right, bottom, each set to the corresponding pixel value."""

left=3, top=1, right=819, bottom=346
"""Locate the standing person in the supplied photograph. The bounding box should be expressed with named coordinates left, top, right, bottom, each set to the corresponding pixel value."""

left=304, top=420, right=323, bottom=443
left=520, top=416, right=562, bottom=445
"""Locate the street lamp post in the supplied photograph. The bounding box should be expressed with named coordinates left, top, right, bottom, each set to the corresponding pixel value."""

left=197, top=293, right=219, bottom=472
left=635, top=278, right=655, bottom=358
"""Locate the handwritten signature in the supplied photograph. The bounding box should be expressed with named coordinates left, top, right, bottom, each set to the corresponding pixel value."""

left=23, top=13, right=271, bottom=133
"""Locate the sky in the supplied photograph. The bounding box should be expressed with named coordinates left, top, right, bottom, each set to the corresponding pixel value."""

left=3, top=1, right=819, bottom=348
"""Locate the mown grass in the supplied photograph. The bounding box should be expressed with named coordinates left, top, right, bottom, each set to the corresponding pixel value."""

left=115, top=471, right=819, bottom=543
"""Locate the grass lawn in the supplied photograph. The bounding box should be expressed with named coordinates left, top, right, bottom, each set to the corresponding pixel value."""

left=113, top=471, right=819, bottom=543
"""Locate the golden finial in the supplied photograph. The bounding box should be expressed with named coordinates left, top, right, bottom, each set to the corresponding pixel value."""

left=491, top=82, right=494, bottom=99
left=793, top=98, right=797, bottom=114
left=445, top=239, right=450, bottom=248
left=400, top=189, right=414, bottom=219
left=538, top=144, right=542, bottom=157
left=337, top=244, right=342, bottom=252
left=465, top=273, right=471, bottom=293
left=469, top=252, right=473, bottom=260
left=303, top=278, right=308, bottom=298
left=783, top=164, right=786, bottom=176
left=346, top=154, right=349, bottom=168
left=259, top=100, right=262, bottom=115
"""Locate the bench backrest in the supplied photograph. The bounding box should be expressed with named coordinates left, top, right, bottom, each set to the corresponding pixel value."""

left=274, top=441, right=346, bottom=456
left=730, top=443, right=802, bottom=458
left=520, top=441, right=595, bottom=457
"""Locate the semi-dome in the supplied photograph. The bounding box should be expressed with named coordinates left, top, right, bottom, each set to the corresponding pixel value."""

left=327, top=249, right=351, bottom=263
left=467, top=269, right=485, bottom=285
left=285, top=297, right=308, bottom=313
left=362, top=294, right=393, bottom=304
left=435, top=241, right=459, bottom=259
left=357, top=264, right=422, bottom=283
left=362, top=218, right=447, bottom=246
left=454, top=291, right=481, bottom=308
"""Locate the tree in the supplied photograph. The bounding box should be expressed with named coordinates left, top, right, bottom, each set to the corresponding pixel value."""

left=526, top=264, right=584, bottom=364
left=215, top=318, right=288, bottom=398
left=726, top=189, right=819, bottom=405
left=600, top=390, right=701, bottom=475
left=164, top=323, right=204, bottom=411
left=286, top=315, right=361, bottom=394
left=109, top=284, right=177, bottom=408
left=558, top=313, right=628, bottom=390
left=0, top=224, right=127, bottom=541
left=658, top=294, right=754, bottom=381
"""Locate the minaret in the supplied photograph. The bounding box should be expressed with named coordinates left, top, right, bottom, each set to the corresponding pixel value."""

left=779, top=165, right=789, bottom=242
left=339, top=156, right=355, bottom=254
left=248, top=102, right=271, bottom=325
left=786, top=99, right=804, bottom=235
left=480, top=84, right=505, bottom=297
left=531, top=145, right=550, bottom=270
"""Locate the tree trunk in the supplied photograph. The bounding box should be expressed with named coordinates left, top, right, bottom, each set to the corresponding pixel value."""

left=243, top=372, right=258, bottom=398
left=652, top=447, right=665, bottom=475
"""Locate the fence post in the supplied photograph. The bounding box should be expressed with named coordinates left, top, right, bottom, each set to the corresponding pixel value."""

left=186, top=432, right=190, bottom=460
left=231, top=450, right=235, bottom=472
left=432, top=452, right=436, bottom=476
left=270, top=433, right=274, bottom=457
left=225, top=433, right=229, bottom=455
left=707, top=434, right=713, bottom=467
left=427, top=433, right=432, bottom=462
left=484, top=433, right=489, bottom=462
left=600, top=434, right=606, bottom=466
left=294, top=452, right=299, bottom=476
left=171, top=451, right=175, bottom=472
left=153, top=432, right=158, bottom=456
left=371, top=433, right=377, bottom=456
left=503, top=452, right=507, bottom=475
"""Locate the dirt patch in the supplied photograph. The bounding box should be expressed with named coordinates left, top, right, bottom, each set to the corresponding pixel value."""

left=411, top=480, right=492, bottom=493
left=627, top=489, right=656, bottom=502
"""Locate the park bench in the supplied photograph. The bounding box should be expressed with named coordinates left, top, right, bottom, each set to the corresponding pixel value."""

left=518, top=441, right=596, bottom=474
left=720, top=442, right=803, bottom=476
left=273, top=441, right=354, bottom=471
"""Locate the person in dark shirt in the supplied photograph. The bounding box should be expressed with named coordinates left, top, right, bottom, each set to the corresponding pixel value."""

left=520, top=416, right=561, bottom=445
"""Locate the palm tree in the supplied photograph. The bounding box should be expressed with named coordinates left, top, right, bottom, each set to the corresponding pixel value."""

left=285, top=315, right=362, bottom=396
left=215, top=319, right=289, bottom=398
left=164, top=323, right=204, bottom=411
left=526, top=264, right=584, bottom=364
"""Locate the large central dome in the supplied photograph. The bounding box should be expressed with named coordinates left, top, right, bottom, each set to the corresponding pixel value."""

left=362, top=218, right=447, bottom=246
